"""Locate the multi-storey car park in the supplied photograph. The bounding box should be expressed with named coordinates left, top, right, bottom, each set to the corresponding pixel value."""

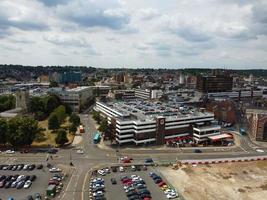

left=94, top=100, right=221, bottom=145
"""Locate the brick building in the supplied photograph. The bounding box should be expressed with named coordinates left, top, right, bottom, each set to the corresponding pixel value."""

left=246, top=109, right=267, bottom=141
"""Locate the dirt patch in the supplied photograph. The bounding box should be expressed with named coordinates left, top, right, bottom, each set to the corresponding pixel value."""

left=160, top=161, right=267, bottom=200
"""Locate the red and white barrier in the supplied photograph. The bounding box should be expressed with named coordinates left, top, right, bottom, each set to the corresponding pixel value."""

left=180, top=155, right=267, bottom=165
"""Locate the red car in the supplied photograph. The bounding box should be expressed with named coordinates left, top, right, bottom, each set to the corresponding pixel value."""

left=122, top=178, right=131, bottom=184
left=48, top=180, right=59, bottom=185
left=123, top=159, right=131, bottom=163
left=158, top=181, right=166, bottom=187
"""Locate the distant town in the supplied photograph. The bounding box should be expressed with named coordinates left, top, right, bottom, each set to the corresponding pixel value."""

left=0, top=65, right=267, bottom=200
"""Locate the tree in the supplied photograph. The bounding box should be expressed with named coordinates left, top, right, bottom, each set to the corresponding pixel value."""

left=53, top=105, right=66, bottom=124
left=29, top=96, right=44, bottom=113
left=0, top=95, right=15, bottom=112
left=44, top=95, right=61, bottom=114
left=69, top=113, right=80, bottom=126
left=49, top=81, right=59, bottom=87
left=48, top=113, right=60, bottom=130
left=92, top=111, right=101, bottom=124
left=7, top=117, right=39, bottom=146
left=69, top=123, right=77, bottom=134
left=98, top=119, right=108, bottom=133
left=0, top=118, right=7, bottom=145
left=55, top=129, right=68, bottom=146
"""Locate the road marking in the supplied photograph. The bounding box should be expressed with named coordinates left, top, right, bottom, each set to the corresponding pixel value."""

left=239, top=146, right=249, bottom=153
left=82, top=169, right=91, bottom=200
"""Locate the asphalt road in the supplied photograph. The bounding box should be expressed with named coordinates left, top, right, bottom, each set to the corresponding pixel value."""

left=1, top=113, right=267, bottom=200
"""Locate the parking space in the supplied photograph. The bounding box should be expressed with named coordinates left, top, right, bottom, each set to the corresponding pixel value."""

left=90, top=166, right=169, bottom=200
left=0, top=164, right=49, bottom=200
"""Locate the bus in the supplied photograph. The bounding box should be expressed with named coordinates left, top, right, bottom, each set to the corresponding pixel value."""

left=79, top=125, right=85, bottom=134
left=93, top=132, right=101, bottom=144
left=240, top=128, right=246, bottom=135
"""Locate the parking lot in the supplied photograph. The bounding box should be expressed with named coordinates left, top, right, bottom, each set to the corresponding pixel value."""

left=0, top=163, right=49, bottom=200
left=90, top=165, right=176, bottom=200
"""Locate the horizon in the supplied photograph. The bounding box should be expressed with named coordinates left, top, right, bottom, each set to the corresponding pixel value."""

left=0, top=0, right=267, bottom=69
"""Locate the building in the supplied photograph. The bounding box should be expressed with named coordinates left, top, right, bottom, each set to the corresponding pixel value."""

left=134, top=89, right=163, bottom=100
left=110, top=90, right=135, bottom=100
left=48, top=86, right=93, bottom=112
left=246, top=109, right=267, bottom=141
left=196, top=75, right=233, bottom=93
left=207, top=89, right=263, bottom=100
left=59, top=71, right=82, bottom=84
left=94, top=100, right=220, bottom=145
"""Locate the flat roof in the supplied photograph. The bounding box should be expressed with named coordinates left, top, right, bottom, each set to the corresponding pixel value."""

left=208, top=133, right=232, bottom=141
left=97, top=100, right=214, bottom=122
left=193, top=125, right=221, bottom=132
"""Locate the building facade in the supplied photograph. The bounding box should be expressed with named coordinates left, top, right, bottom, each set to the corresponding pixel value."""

left=196, top=75, right=233, bottom=93
left=246, top=109, right=267, bottom=141
left=49, top=86, right=93, bottom=112
left=95, top=101, right=220, bottom=145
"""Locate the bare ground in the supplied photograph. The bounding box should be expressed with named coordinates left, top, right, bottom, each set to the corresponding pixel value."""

left=159, top=161, right=267, bottom=200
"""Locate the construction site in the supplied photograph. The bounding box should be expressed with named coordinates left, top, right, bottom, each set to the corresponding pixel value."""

left=160, top=160, right=267, bottom=200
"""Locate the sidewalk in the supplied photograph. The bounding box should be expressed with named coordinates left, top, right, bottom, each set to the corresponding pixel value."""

left=97, top=139, right=238, bottom=154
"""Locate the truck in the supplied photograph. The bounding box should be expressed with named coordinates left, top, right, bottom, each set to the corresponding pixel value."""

left=79, top=125, right=85, bottom=134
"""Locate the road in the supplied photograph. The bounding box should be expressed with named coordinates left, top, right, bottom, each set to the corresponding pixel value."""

left=1, top=113, right=267, bottom=200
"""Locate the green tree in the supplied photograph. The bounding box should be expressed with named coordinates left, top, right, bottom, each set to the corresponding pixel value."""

left=0, top=95, right=15, bottom=112
left=48, top=113, right=60, bottom=130
left=69, top=113, right=80, bottom=126
left=98, top=119, right=108, bottom=133
left=44, top=95, right=61, bottom=114
left=55, top=129, right=68, bottom=146
left=0, top=118, right=8, bottom=145
left=29, top=96, right=44, bottom=113
left=53, top=105, right=66, bottom=124
left=7, top=117, right=39, bottom=146
left=69, top=123, right=77, bottom=134
left=49, top=81, right=59, bottom=87
left=92, top=111, right=101, bottom=124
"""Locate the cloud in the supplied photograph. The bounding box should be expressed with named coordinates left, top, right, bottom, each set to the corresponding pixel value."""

left=44, top=34, right=101, bottom=56
left=138, top=8, right=160, bottom=20
left=56, top=0, right=130, bottom=30
left=251, top=1, right=267, bottom=36
left=43, top=34, right=90, bottom=48
left=37, top=0, right=70, bottom=7
left=0, top=0, right=49, bottom=35
left=159, top=15, right=212, bottom=42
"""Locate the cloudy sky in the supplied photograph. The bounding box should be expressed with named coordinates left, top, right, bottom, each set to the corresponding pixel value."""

left=0, top=0, right=267, bottom=69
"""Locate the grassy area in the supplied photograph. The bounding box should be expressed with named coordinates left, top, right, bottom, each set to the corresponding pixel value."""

left=32, top=117, right=75, bottom=147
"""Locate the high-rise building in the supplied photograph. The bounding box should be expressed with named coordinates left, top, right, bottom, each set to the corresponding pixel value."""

left=59, top=71, right=82, bottom=84
left=196, top=75, right=233, bottom=93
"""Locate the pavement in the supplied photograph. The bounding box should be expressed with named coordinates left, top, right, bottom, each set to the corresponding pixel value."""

left=1, top=113, right=267, bottom=200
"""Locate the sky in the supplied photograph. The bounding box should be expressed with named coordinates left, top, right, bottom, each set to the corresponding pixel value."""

left=0, top=0, right=267, bottom=69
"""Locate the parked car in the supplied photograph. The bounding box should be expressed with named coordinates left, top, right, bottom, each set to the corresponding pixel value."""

left=36, top=164, right=43, bottom=169
left=119, top=166, right=124, bottom=172
left=5, top=150, right=15, bottom=154
left=145, top=158, right=154, bottom=163
left=23, top=180, right=32, bottom=188
left=49, top=167, right=62, bottom=173
left=194, top=149, right=202, bottom=153
left=111, top=178, right=117, bottom=184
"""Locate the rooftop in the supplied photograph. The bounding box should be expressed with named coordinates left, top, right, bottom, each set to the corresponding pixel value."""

left=98, top=100, right=213, bottom=122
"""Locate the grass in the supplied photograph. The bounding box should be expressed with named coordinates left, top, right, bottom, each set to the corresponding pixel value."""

left=32, top=117, right=75, bottom=147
